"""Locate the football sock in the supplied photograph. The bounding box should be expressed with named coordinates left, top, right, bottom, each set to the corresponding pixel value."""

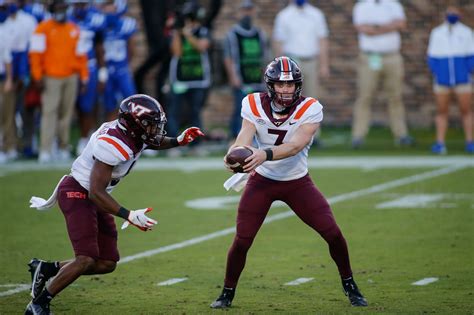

left=33, top=288, right=54, bottom=305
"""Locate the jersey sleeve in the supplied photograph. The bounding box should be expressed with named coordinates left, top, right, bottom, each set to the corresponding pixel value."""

left=240, top=94, right=255, bottom=123
left=120, top=17, right=137, bottom=39
left=92, top=135, right=133, bottom=166
left=299, top=99, right=323, bottom=125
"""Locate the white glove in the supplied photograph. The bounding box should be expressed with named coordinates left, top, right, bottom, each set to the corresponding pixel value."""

left=121, top=207, right=157, bottom=231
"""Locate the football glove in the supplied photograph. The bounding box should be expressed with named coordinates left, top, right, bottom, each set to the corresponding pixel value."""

left=121, top=207, right=157, bottom=231
left=177, top=127, right=205, bottom=146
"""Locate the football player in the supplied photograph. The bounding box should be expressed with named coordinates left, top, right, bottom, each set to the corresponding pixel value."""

left=99, top=0, right=138, bottom=121
left=26, top=94, right=204, bottom=314
left=68, top=0, right=107, bottom=155
left=210, top=56, right=368, bottom=309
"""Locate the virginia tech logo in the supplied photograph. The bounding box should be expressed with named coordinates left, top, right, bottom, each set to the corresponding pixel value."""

left=129, top=102, right=152, bottom=116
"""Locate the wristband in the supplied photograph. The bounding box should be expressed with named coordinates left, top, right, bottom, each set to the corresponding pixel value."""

left=117, top=206, right=130, bottom=220
left=264, top=148, right=273, bottom=161
left=170, top=138, right=179, bottom=146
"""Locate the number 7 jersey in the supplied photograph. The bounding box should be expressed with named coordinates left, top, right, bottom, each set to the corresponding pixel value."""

left=241, top=92, right=323, bottom=181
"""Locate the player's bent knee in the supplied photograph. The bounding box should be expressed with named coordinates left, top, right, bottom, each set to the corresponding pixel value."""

left=99, top=260, right=116, bottom=274
left=75, top=255, right=96, bottom=272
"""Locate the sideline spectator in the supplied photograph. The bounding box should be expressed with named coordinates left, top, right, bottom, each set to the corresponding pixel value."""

left=4, top=0, right=37, bottom=158
left=29, top=0, right=88, bottom=163
left=351, top=0, right=413, bottom=148
left=100, top=0, right=137, bottom=121
left=166, top=1, right=211, bottom=156
left=69, top=0, right=107, bottom=155
left=0, top=1, right=15, bottom=163
left=273, top=0, right=329, bottom=97
left=224, top=0, right=268, bottom=141
left=427, top=5, right=474, bottom=154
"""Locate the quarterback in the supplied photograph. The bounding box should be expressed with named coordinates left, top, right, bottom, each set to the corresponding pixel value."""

left=211, top=56, right=367, bottom=308
left=26, top=94, right=204, bottom=314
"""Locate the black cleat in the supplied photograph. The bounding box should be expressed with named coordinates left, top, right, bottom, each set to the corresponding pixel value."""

left=25, top=301, right=52, bottom=315
left=342, top=277, right=368, bottom=307
left=28, top=259, right=51, bottom=299
left=210, top=287, right=235, bottom=309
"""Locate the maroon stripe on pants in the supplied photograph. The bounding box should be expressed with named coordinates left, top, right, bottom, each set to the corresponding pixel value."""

left=224, top=172, right=352, bottom=288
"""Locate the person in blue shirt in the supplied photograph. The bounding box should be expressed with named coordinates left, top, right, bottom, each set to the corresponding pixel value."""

left=99, top=0, right=137, bottom=121
left=427, top=5, right=474, bottom=154
left=69, top=0, right=107, bottom=155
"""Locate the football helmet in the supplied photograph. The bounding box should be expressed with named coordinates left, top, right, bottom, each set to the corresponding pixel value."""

left=264, top=56, right=303, bottom=108
left=118, top=94, right=167, bottom=146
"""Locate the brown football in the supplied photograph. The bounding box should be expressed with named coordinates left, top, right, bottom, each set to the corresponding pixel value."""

left=225, top=146, right=253, bottom=173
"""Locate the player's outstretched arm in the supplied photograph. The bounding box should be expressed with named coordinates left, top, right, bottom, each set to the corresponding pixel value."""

left=148, top=127, right=205, bottom=150
left=89, top=160, right=157, bottom=231
left=242, top=123, right=319, bottom=172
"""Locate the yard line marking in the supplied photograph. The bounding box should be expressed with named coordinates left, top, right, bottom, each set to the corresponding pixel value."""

left=119, top=165, right=465, bottom=264
left=0, top=284, right=30, bottom=297
left=2, top=165, right=465, bottom=297
left=376, top=194, right=445, bottom=209
left=157, top=278, right=188, bottom=286
left=284, top=278, right=314, bottom=286
left=412, top=277, right=439, bottom=286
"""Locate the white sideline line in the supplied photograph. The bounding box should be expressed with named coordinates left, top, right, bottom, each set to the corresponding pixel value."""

left=412, top=277, right=439, bottom=286
left=157, top=278, right=188, bottom=286
left=285, top=278, right=314, bottom=286
left=0, top=284, right=30, bottom=297
left=0, top=156, right=473, bottom=175
left=2, top=165, right=465, bottom=297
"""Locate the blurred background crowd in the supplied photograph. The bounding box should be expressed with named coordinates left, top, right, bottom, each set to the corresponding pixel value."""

left=0, top=0, right=473, bottom=164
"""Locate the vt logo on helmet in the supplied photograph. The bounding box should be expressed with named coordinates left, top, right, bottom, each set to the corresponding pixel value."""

left=118, top=94, right=167, bottom=146
left=264, top=56, right=303, bottom=110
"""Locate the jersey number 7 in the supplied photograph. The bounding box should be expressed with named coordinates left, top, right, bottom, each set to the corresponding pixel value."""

left=268, top=129, right=287, bottom=145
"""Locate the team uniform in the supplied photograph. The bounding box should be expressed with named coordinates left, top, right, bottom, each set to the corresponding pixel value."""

left=103, top=15, right=137, bottom=113
left=70, top=9, right=106, bottom=114
left=223, top=93, right=352, bottom=288
left=212, top=56, right=367, bottom=309
left=58, top=120, right=145, bottom=261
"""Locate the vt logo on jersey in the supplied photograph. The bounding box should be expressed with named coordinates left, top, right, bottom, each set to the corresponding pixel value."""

left=129, top=102, right=152, bottom=116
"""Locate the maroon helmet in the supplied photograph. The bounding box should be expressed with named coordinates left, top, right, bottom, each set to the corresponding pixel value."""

left=264, top=56, right=303, bottom=108
left=118, top=94, right=167, bottom=146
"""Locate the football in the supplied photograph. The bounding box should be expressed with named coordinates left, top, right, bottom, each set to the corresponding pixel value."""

left=225, top=146, right=253, bottom=173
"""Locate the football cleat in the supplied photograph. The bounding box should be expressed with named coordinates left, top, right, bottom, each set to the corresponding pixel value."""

left=25, top=301, right=52, bottom=315
left=28, top=259, right=51, bottom=299
left=210, top=287, right=235, bottom=309
left=342, top=278, right=368, bottom=307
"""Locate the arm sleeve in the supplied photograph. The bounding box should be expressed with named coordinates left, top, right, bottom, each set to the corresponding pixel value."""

left=300, top=101, right=323, bottom=124
left=318, top=11, right=329, bottom=38
left=92, top=137, right=132, bottom=166
left=272, top=13, right=285, bottom=41
left=28, top=24, right=46, bottom=81
left=240, top=95, right=253, bottom=122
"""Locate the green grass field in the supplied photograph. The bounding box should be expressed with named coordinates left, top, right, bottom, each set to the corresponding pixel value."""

left=0, top=151, right=473, bottom=314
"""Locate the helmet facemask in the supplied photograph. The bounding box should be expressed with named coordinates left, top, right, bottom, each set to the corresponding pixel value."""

left=264, top=56, right=303, bottom=111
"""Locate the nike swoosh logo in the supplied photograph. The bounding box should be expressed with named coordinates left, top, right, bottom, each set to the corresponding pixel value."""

left=289, top=121, right=297, bottom=125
